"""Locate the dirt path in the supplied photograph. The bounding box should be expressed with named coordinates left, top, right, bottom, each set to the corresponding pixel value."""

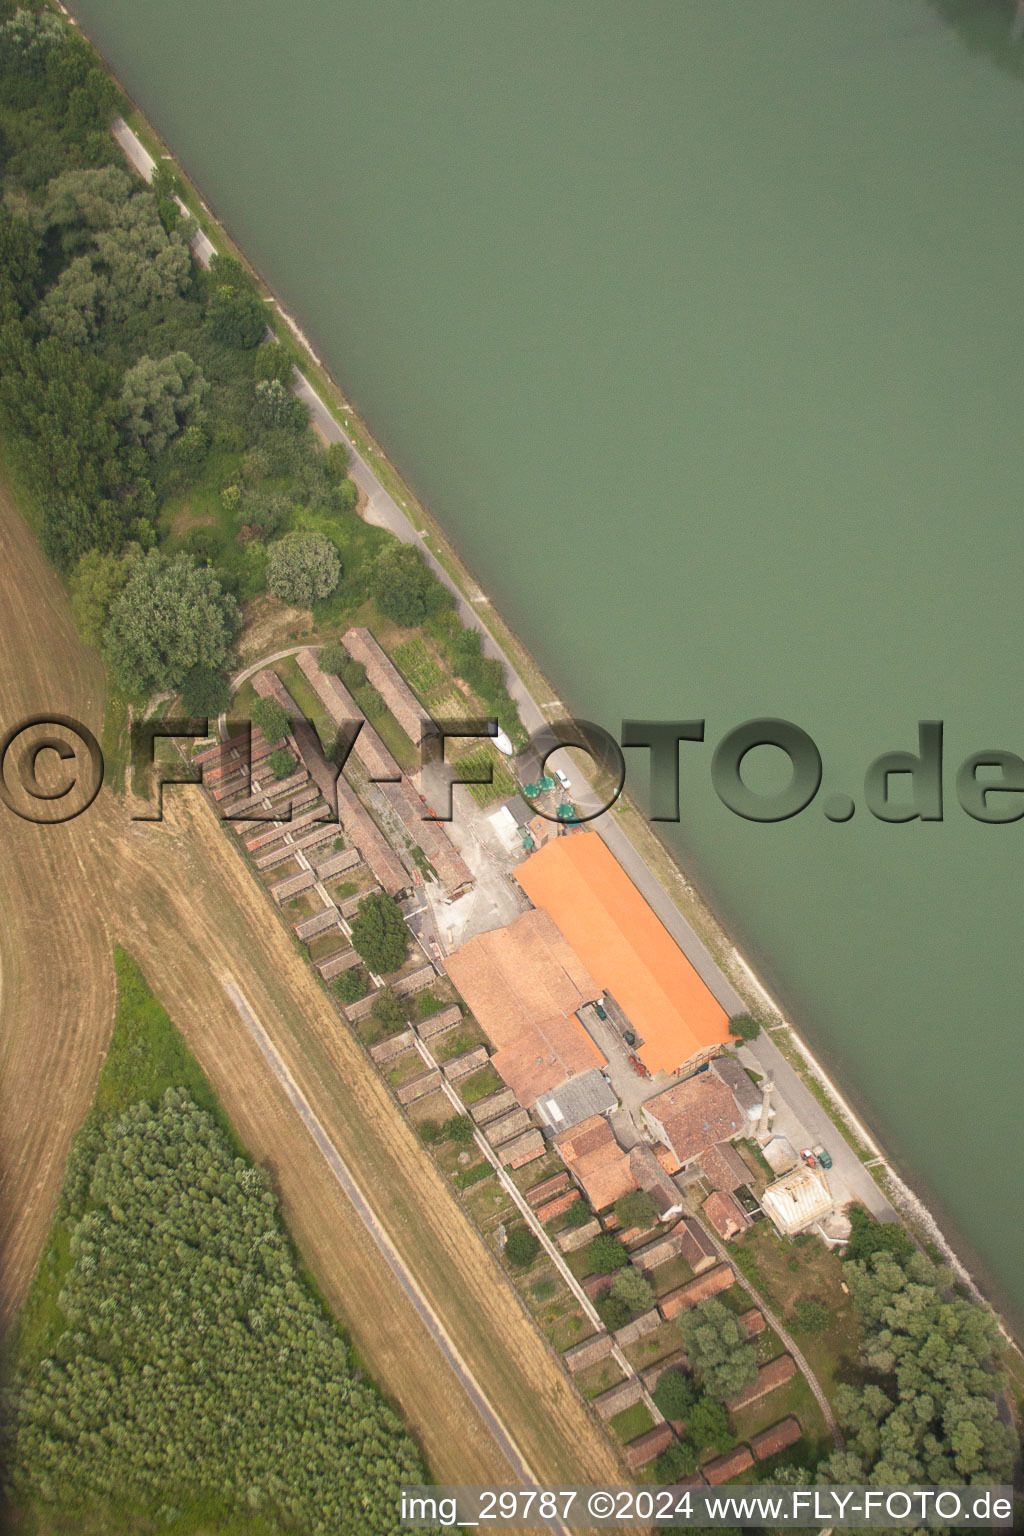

left=0, top=484, right=625, bottom=1494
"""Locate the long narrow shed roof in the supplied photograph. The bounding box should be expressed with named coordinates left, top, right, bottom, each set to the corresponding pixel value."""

left=516, top=832, right=730, bottom=1075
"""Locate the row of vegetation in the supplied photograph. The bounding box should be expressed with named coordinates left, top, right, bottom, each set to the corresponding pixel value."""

left=0, top=1, right=526, bottom=743
left=1, top=949, right=427, bottom=1533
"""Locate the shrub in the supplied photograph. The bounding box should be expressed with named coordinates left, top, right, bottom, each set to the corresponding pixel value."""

left=319, top=641, right=349, bottom=677
left=444, top=1115, right=475, bottom=1146
left=370, top=986, right=406, bottom=1035
left=251, top=695, right=289, bottom=745
left=268, top=748, right=293, bottom=780
left=614, top=1189, right=658, bottom=1232
left=332, top=969, right=366, bottom=1004
left=596, top=1293, right=631, bottom=1331
left=504, top=1225, right=540, bottom=1268
left=564, top=1198, right=593, bottom=1229
left=332, top=835, right=346, bottom=852
left=416, top=990, right=444, bottom=1019
left=417, top=1119, right=442, bottom=1145
left=532, top=1278, right=556, bottom=1302
left=792, top=1297, right=829, bottom=1335
left=586, top=1234, right=629, bottom=1274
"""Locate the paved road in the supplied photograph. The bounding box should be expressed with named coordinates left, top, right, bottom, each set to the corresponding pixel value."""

left=740, top=1036, right=897, bottom=1223
left=221, top=974, right=572, bottom=1523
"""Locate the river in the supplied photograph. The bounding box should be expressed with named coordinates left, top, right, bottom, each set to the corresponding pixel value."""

left=67, top=0, right=1024, bottom=1324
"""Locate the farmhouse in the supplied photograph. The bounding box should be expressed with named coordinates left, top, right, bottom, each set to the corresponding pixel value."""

left=444, top=909, right=606, bottom=1105
left=553, top=1114, right=637, bottom=1211
left=642, top=1067, right=747, bottom=1169
left=515, top=831, right=731, bottom=1077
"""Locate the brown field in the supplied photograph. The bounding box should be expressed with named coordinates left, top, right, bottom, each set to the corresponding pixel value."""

left=0, top=483, right=625, bottom=1493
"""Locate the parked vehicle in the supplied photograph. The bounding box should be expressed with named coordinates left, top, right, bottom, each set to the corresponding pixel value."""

left=812, top=1143, right=833, bottom=1169
left=554, top=767, right=572, bottom=790
left=800, top=1147, right=817, bottom=1168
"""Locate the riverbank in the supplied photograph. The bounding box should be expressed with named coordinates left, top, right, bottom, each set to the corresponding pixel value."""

left=55, top=1, right=1024, bottom=1361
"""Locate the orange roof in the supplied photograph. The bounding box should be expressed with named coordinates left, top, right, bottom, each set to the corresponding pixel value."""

left=516, top=832, right=731, bottom=1075
left=444, top=908, right=605, bottom=1105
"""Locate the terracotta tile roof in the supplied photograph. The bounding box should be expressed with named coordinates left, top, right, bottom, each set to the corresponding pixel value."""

left=444, top=908, right=605, bottom=1104
left=629, top=1143, right=683, bottom=1217
left=749, top=1417, right=802, bottom=1461
left=727, top=1354, right=797, bottom=1412
left=702, top=1446, right=754, bottom=1485
left=697, top=1140, right=749, bottom=1193
left=515, top=832, right=731, bottom=1075
left=702, top=1190, right=749, bottom=1241
left=555, top=1114, right=637, bottom=1211
left=644, top=1074, right=745, bottom=1165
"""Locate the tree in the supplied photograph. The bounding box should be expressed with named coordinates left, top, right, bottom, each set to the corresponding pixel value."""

left=252, top=343, right=295, bottom=384
left=609, top=1266, right=654, bottom=1318
left=653, top=1440, right=699, bottom=1482
left=370, top=986, right=406, bottom=1034
left=38, top=168, right=191, bottom=344
left=686, top=1395, right=734, bottom=1453
left=120, top=352, right=207, bottom=457
left=596, top=1293, right=631, bottom=1331
left=333, top=969, right=365, bottom=1004
left=585, top=1234, right=629, bottom=1274
left=504, top=1225, right=539, bottom=1268
left=319, top=640, right=349, bottom=677
left=653, top=1367, right=698, bottom=1421
left=349, top=893, right=408, bottom=976
left=250, top=696, right=288, bottom=745
left=843, top=1203, right=913, bottom=1265
left=104, top=549, right=238, bottom=696
left=614, top=1189, right=658, bottom=1231
left=728, top=1014, right=760, bottom=1041
left=369, top=542, right=448, bottom=627
left=180, top=664, right=229, bottom=717
left=249, top=376, right=306, bottom=435
left=266, top=531, right=340, bottom=607
left=676, top=1300, right=757, bottom=1403
left=267, top=748, right=293, bottom=780
left=208, top=284, right=265, bottom=348
left=69, top=547, right=129, bottom=646
left=444, top=1115, right=474, bottom=1145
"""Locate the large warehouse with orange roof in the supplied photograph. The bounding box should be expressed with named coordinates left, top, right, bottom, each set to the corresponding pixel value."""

left=515, top=831, right=731, bottom=1077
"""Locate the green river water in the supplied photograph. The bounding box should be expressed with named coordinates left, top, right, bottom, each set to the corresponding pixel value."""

left=68, top=0, right=1024, bottom=1322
